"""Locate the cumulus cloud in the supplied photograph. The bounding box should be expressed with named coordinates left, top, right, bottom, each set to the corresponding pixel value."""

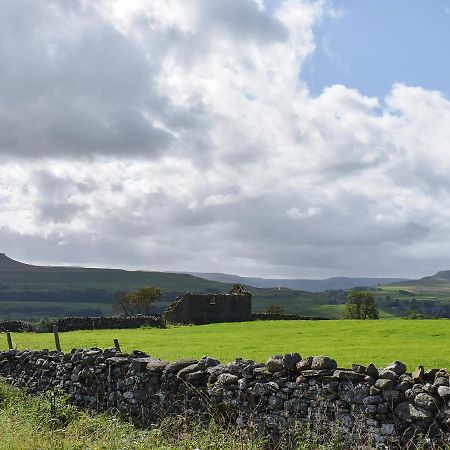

left=0, top=0, right=450, bottom=277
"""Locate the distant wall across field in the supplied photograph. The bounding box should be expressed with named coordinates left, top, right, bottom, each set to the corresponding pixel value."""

left=252, top=313, right=329, bottom=321
left=0, top=315, right=164, bottom=333
left=0, top=349, right=448, bottom=447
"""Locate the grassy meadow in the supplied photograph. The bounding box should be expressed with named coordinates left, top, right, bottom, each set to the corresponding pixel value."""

left=1, top=320, right=449, bottom=370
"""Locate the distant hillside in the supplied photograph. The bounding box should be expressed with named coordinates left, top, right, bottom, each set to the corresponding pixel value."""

left=384, top=270, right=450, bottom=293
left=0, top=254, right=339, bottom=321
left=191, top=272, right=409, bottom=292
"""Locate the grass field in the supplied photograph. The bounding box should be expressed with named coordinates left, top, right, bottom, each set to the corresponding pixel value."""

left=1, top=320, right=449, bottom=370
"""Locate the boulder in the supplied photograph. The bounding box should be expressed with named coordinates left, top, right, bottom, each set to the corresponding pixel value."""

left=395, top=401, right=433, bottom=422
left=266, top=355, right=284, bottom=373
left=215, top=373, right=238, bottom=387
left=311, top=356, right=337, bottom=371
left=411, top=366, right=424, bottom=383
left=385, top=361, right=406, bottom=376
left=296, top=356, right=312, bottom=372
left=437, top=386, right=450, bottom=401
left=414, top=393, right=440, bottom=411
left=282, top=352, right=301, bottom=370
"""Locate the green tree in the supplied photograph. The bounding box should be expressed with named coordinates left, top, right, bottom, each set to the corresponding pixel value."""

left=343, top=291, right=379, bottom=319
left=114, top=291, right=130, bottom=315
left=265, top=304, right=284, bottom=314
left=127, top=286, right=162, bottom=315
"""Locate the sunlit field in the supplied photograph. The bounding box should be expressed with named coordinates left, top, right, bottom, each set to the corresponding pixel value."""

left=1, top=320, right=449, bottom=370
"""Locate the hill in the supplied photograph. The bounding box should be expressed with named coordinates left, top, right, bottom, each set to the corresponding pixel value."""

left=190, top=272, right=408, bottom=292
left=371, top=270, right=450, bottom=318
left=0, top=254, right=340, bottom=320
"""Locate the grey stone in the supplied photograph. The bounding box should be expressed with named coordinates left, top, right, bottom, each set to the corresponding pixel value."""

left=282, top=352, right=301, bottom=370
left=311, top=356, right=337, bottom=371
left=333, top=370, right=366, bottom=381
left=437, top=386, right=450, bottom=401
left=363, top=395, right=382, bottom=405
left=411, top=366, right=424, bottom=383
left=216, top=373, right=238, bottom=387
left=268, top=395, right=284, bottom=410
left=378, top=369, right=399, bottom=381
left=266, top=355, right=284, bottom=373
left=414, top=393, right=439, bottom=411
left=385, top=361, right=406, bottom=376
left=382, top=389, right=401, bottom=403
left=365, top=363, right=379, bottom=378
left=146, top=359, right=169, bottom=373
left=375, top=379, right=396, bottom=390
left=296, top=356, right=312, bottom=372
left=395, top=401, right=433, bottom=422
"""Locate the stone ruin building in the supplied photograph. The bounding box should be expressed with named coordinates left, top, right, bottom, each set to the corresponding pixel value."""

left=165, top=284, right=251, bottom=325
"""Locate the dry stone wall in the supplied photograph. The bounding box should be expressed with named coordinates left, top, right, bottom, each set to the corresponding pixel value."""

left=0, top=349, right=449, bottom=448
left=0, top=315, right=164, bottom=333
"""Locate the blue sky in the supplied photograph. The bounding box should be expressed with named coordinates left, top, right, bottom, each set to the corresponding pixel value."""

left=303, top=0, right=450, bottom=98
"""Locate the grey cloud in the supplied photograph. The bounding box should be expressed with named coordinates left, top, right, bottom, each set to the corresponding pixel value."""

left=39, top=202, right=83, bottom=224
left=197, top=0, right=288, bottom=44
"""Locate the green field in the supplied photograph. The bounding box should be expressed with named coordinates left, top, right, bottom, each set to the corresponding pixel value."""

left=1, top=320, right=449, bottom=370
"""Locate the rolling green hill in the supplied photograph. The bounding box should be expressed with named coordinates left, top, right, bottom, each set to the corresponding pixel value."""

left=370, top=271, right=450, bottom=318
left=0, top=254, right=340, bottom=320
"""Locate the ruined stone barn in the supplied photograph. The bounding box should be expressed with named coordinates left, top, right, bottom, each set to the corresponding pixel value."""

left=165, top=284, right=251, bottom=325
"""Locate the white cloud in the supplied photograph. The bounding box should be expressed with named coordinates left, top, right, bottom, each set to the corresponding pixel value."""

left=0, top=0, right=450, bottom=278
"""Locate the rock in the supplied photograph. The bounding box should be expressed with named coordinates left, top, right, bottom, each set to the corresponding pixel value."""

left=164, top=359, right=197, bottom=374
left=282, top=352, right=301, bottom=370
left=395, top=401, right=433, bottom=422
left=437, top=386, right=450, bottom=401
left=185, top=370, right=206, bottom=382
left=297, top=369, right=333, bottom=378
left=424, top=368, right=438, bottom=383
left=414, top=393, right=439, bottom=411
left=177, top=364, right=200, bottom=380
left=363, top=395, right=382, bottom=405
left=378, top=369, right=399, bottom=381
left=146, top=359, right=169, bottom=373
left=198, top=356, right=220, bottom=371
left=333, top=370, right=366, bottom=381
left=434, top=377, right=449, bottom=387
left=365, top=363, right=379, bottom=378
left=380, top=423, right=395, bottom=435
left=296, top=356, right=312, bottom=372
left=268, top=395, right=284, bottom=410
left=382, top=389, right=401, bottom=403
left=395, top=380, right=413, bottom=393
left=311, top=356, right=337, bottom=371
left=352, top=364, right=366, bottom=374
left=411, top=366, right=424, bottom=383
left=215, top=373, right=238, bottom=387
left=266, top=355, right=284, bottom=373
left=375, top=379, right=396, bottom=390
left=385, top=361, right=406, bottom=376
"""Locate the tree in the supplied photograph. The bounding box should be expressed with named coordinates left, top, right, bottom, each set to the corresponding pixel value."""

left=265, top=304, right=284, bottom=314
left=126, top=286, right=162, bottom=315
left=114, top=291, right=131, bottom=315
left=343, top=291, right=379, bottom=319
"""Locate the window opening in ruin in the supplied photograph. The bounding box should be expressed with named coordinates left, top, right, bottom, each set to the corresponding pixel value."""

left=210, top=295, right=216, bottom=305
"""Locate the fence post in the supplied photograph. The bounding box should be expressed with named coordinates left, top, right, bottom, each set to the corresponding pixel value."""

left=113, top=338, right=121, bottom=352
left=53, top=325, right=61, bottom=352
left=6, top=332, right=13, bottom=350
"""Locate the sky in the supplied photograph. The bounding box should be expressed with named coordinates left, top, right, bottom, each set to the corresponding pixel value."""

left=1, top=0, right=450, bottom=279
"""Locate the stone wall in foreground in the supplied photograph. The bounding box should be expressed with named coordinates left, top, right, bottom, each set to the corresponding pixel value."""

left=0, top=349, right=449, bottom=448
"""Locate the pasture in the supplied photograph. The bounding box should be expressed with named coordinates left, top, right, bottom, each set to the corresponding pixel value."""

left=1, top=320, right=449, bottom=370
